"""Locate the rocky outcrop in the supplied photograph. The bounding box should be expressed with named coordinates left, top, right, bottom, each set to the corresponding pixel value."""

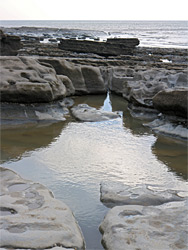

left=58, top=38, right=140, bottom=57
left=108, top=67, right=188, bottom=108
left=153, top=89, right=188, bottom=118
left=0, top=56, right=67, bottom=103
left=100, top=200, right=188, bottom=250
left=38, top=58, right=107, bottom=95
left=0, top=30, right=22, bottom=56
left=71, top=104, right=120, bottom=122
left=0, top=167, right=85, bottom=250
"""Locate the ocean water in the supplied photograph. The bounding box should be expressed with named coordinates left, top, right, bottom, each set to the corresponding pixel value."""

left=0, top=20, right=188, bottom=48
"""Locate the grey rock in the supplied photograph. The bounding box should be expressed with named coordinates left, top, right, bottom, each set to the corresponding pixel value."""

left=0, top=56, right=66, bottom=103
left=153, top=89, right=188, bottom=118
left=39, top=58, right=106, bottom=95
left=71, top=104, right=120, bottom=122
left=58, top=38, right=139, bottom=56
left=100, top=182, right=186, bottom=207
left=0, top=167, right=85, bottom=250
left=145, top=118, right=188, bottom=140
left=100, top=200, right=188, bottom=250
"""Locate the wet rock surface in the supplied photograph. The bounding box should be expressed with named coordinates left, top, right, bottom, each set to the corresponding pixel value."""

left=0, top=167, right=85, bottom=250
left=71, top=104, right=120, bottom=122
left=0, top=100, right=71, bottom=128
left=100, top=200, right=188, bottom=250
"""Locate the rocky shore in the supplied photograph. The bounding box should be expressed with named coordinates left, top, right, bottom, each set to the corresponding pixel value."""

left=0, top=28, right=188, bottom=249
left=0, top=167, right=85, bottom=249
left=99, top=182, right=188, bottom=250
left=1, top=29, right=187, bottom=139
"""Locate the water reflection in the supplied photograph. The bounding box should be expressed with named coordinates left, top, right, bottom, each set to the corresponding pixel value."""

left=1, top=93, right=187, bottom=249
left=0, top=121, right=68, bottom=163
left=152, top=135, right=188, bottom=179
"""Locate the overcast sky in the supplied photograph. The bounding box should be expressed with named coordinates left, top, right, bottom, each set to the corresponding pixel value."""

left=0, top=0, right=187, bottom=20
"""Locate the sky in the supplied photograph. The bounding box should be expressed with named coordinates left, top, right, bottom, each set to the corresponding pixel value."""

left=0, top=0, right=188, bottom=20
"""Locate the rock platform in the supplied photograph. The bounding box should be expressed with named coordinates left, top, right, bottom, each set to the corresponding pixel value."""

left=100, top=182, right=188, bottom=250
left=0, top=167, right=85, bottom=250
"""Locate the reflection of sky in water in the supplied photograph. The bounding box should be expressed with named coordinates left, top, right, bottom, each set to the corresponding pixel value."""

left=1, top=93, right=187, bottom=249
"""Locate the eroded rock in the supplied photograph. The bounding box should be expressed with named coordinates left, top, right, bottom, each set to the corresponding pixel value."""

left=71, top=104, right=120, bottom=122
left=153, top=89, right=188, bottom=118
left=0, top=56, right=67, bottom=103
left=109, top=67, right=188, bottom=108
left=100, top=182, right=186, bottom=207
left=100, top=200, right=188, bottom=250
left=0, top=167, right=85, bottom=250
left=38, top=58, right=106, bottom=95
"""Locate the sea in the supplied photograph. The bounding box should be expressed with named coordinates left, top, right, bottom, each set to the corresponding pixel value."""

left=0, top=20, right=188, bottom=48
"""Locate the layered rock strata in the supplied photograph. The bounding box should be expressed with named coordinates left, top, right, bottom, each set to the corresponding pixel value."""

left=58, top=38, right=140, bottom=56
left=0, top=167, right=85, bottom=250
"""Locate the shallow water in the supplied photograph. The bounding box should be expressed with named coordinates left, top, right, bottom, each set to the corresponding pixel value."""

left=1, top=93, right=187, bottom=250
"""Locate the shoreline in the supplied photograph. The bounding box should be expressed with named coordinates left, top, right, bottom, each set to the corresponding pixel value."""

left=0, top=27, right=188, bottom=250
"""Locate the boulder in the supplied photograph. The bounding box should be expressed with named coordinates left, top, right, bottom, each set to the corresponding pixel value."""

left=153, top=89, right=188, bottom=118
left=39, top=58, right=106, bottom=95
left=0, top=56, right=67, bottom=103
left=0, top=167, right=85, bottom=250
left=71, top=104, right=120, bottom=122
left=100, top=182, right=186, bottom=207
left=0, top=30, right=22, bottom=56
left=100, top=200, right=188, bottom=250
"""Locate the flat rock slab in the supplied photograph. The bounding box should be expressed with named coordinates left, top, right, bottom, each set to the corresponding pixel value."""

left=100, top=182, right=187, bottom=207
left=0, top=167, right=85, bottom=250
left=71, top=104, right=120, bottom=122
left=100, top=200, right=188, bottom=250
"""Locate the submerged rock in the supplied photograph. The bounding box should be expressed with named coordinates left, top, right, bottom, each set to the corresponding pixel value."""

left=0, top=167, right=85, bottom=250
left=71, top=104, right=120, bottom=122
left=100, top=182, right=186, bottom=207
left=100, top=200, right=188, bottom=250
left=145, top=118, right=188, bottom=140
